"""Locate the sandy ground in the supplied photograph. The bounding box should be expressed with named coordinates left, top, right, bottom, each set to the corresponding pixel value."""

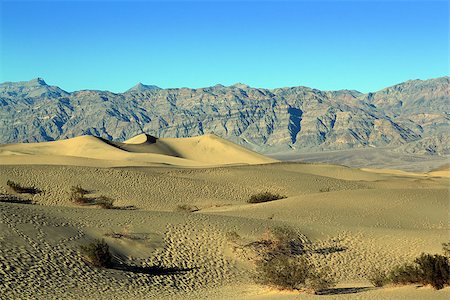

left=0, top=135, right=449, bottom=299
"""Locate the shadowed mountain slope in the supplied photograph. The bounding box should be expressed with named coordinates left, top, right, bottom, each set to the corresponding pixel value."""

left=0, top=77, right=448, bottom=155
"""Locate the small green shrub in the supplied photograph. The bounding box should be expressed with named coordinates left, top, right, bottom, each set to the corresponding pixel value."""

left=254, top=254, right=335, bottom=293
left=389, top=253, right=449, bottom=290
left=414, top=253, right=450, bottom=290
left=175, top=204, right=199, bottom=213
left=255, top=254, right=309, bottom=290
left=253, top=225, right=333, bottom=293
left=367, top=268, right=390, bottom=287
left=247, top=192, right=286, bottom=204
left=6, top=180, right=41, bottom=194
left=80, top=239, right=112, bottom=267
left=389, top=262, right=421, bottom=285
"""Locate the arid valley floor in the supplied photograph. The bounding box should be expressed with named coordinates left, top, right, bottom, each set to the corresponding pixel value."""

left=0, top=134, right=448, bottom=299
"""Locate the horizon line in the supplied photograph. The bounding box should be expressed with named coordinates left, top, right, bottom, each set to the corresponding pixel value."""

left=2, top=75, right=449, bottom=95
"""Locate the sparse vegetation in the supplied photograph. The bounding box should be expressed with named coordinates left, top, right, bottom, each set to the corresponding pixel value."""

left=175, top=204, right=199, bottom=213
left=388, top=253, right=450, bottom=290
left=367, top=268, right=390, bottom=287
left=6, top=180, right=41, bottom=194
left=95, top=195, right=114, bottom=209
left=442, top=241, right=450, bottom=257
left=261, top=226, right=306, bottom=255
left=69, top=185, right=115, bottom=209
left=255, top=254, right=309, bottom=290
left=305, top=266, right=336, bottom=293
left=69, top=185, right=91, bottom=204
left=255, top=253, right=335, bottom=293
left=412, top=253, right=449, bottom=290
left=252, top=225, right=334, bottom=293
left=225, top=231, right=241, bottom=244
left=247, top=192, right=286, bottom=204
left=80, top=239, right=112, bottom=268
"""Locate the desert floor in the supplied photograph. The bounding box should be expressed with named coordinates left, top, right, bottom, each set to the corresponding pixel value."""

left=0, top=135, right=449, bottom=299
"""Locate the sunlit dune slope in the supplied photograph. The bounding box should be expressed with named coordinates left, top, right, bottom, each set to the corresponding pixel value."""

left=0, top=133, right=277, bottom=167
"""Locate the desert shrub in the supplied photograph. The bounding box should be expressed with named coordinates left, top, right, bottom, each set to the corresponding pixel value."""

left=226, top=231, right=241, bottom=243
left=389, top=262, right=421, bottom=285
left=70, top=185, right=89, bottom=196
left=306, top=266, right=336, bottom=293
left=368, top=268, right=390, bottom=287
left=253, top=225, right=333, bottom=293
left=255, top=254, right=335, bottom=293
left=389, top=253, right=449, bottom=290
left=69, top=185, right=90, bottom=204
left=414, top=253, right=450, bottom=290
left=80, top=239, right=112, bottom=267
left=247, top=192, right=286, bottom=204
left=69, top=186, right=114, bottom=209
left=6, top=180, right=41, bottom=194
left=175, top=204, right=199, bottom=213
left=262, top=226, right=306, bottom=255
left=442, top=241, right=450, bottom=258
left=95, top=195, right=114, bottom=209
left=255, top=254, right=309, bottom=290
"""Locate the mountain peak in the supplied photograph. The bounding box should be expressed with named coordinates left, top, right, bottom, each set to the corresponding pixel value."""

left=230, top=83, right=250, bottom=89
left=29, top=77, right=47, bottom=86
left=126, top=82, right=160, bottom=93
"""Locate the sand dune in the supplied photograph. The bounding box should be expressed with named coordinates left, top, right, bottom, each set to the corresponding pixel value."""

left=0, top=137, right=448, bottom=299
left=0, top=133, right=277, bottom=167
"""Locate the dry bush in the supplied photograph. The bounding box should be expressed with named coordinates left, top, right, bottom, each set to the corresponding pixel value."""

left=69, top=185, right=114, bottom=209
left=367, top=268, right=390, bottom=287
left=6, top=180, right=41, bottom=194
left=247, top=192, right=286, bottom=204
left=225, top=231, right=241, bottom=244
left=389, top=263, right=421, bottom=285
left=255, top=254, right=309, bottom=290
left=389, top=253, right=450, bottom=290
left=253, top=226, right=334, bottom=293
left=413, top=253, right=449, bottom=290
left=261, top=226, right=306, bottom=255
left=255, top=254, right=335, bottom=293
left=95, top=195, right=114, bottom=209
left=442, top=241, right=450, bottom=258
left=69, top=185, right=91, bottom=204
left=175, top=204, right=199, bottom=213
left=80, top=239, right=112, bottom=268
left=306, top=266, right=336, bottom=293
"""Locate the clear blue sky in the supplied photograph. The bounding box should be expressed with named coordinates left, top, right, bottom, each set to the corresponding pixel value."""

left=0, top=0, right=448, bottom=93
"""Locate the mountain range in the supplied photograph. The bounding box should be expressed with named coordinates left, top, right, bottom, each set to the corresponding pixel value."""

left=0, top=76, right=448, bottom=156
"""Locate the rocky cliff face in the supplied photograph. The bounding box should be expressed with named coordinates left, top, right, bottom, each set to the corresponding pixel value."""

left=0, top=77, right=448, bottom=155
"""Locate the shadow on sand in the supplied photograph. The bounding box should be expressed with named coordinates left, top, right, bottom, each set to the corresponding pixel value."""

left=111, top=263, right=196, bottom=275
left=317, top=287, right=372, bottom=295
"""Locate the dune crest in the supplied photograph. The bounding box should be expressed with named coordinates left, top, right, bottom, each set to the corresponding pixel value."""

left=0, top=133, right=277, bottom=167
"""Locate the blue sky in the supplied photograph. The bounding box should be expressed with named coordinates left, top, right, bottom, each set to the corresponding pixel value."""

left=0, top=0, right=448, bottom=93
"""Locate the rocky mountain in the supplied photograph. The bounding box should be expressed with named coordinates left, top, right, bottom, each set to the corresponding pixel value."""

left=0, top=77, right=448, bottom=155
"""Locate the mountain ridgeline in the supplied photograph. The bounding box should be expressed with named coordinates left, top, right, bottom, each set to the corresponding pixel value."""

left=0, top=77, right=448, bottom=155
